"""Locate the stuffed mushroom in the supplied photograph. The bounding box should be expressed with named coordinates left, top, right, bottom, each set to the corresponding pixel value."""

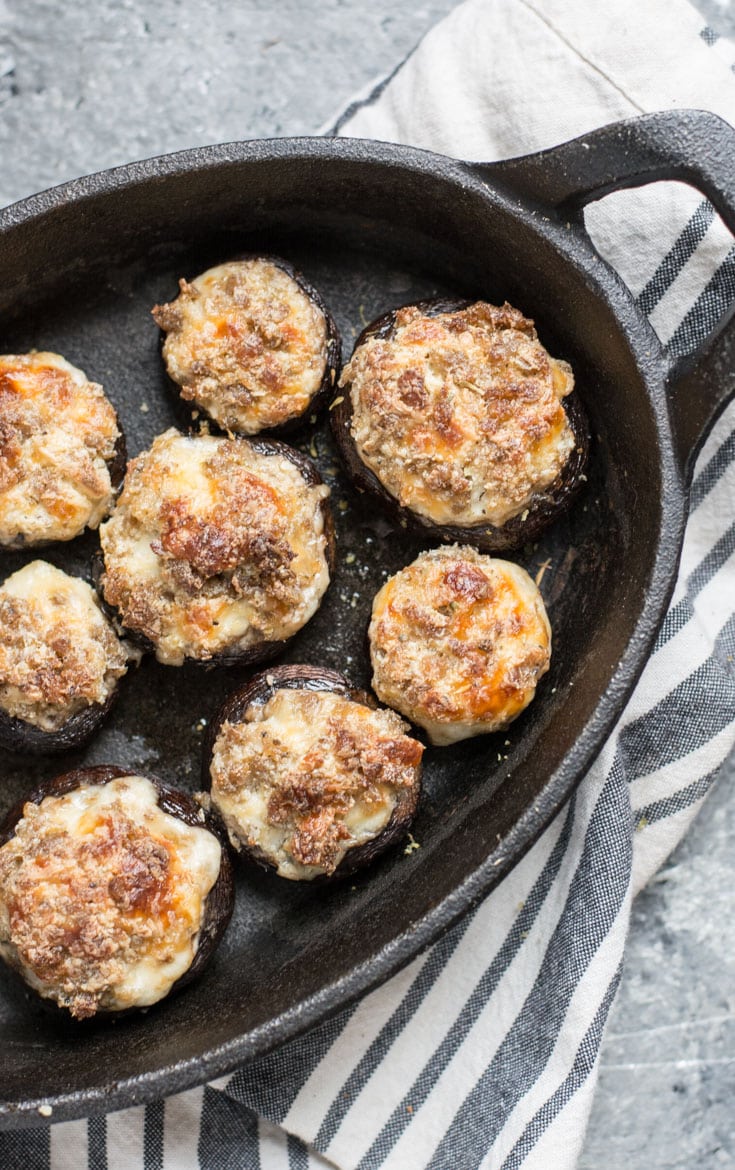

left=152, top=257, right=341, bottom=435
left=97, top=428, right=334, bottom=666
left=332, top=299, right=588, bottom=551
left=0, top=766, right=234, bottom=1019
left=0, top=561, right=139, bottom=754
left=369, top=545, right=552, bottom=746
left=205, top=664, right=423, bottom=880
left=0, top=352, right=125, bottom=549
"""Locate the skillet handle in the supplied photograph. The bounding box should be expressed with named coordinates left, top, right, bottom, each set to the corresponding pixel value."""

left=481, top=109, right=735, bottom=480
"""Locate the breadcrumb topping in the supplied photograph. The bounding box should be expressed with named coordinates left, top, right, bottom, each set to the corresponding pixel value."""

left=369, top=545, right=551, bottom=745
left=0, top=352, right=119, bottom=545
left=0, top=561, right=135, bottom=730
left=210, top=689, right=422, bottom=879
left=342, top=302, right=575, bottom=527
left=100, top=429, right=330, bottom=664
left=0, top=777, right=221, bottom=1018
left=154, top=259, right=329, bottom=434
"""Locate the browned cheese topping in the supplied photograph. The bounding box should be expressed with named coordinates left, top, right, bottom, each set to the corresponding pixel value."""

left=153, top=259, right=329, bottom=434
left=342, top=302, right=576, bottom=527
left=0, top=561, right=135, bottom=730
left=99, top=429, right=330, bottom=664
left=0, top=352, right=120, bottom=545
left=0, top=777, right=222, bottom=1017
left=210, top=688, right=423, bottom=879
left=369, top=545, right=552, bottom=745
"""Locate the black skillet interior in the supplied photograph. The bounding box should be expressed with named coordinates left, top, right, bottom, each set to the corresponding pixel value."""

left=0, top=139, right=679, bottom=1121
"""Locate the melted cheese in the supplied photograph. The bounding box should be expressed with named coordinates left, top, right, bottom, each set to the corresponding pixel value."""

left=99, top=429, right=331, bottom=665
left=210, top=688, right=422, bottom=880
left=154, top=259, right=329, bottom=434
left=0, top=776, right=222, bottom=1017
left=342, top=302, right=576, bottom=527
left=369, top=545, right=551, bottom=745
left=0, top=352, right=120, bottom=546
left=0, top=560, right=136, bottom=730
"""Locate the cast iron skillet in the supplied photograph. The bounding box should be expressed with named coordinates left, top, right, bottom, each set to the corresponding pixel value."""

left=0, top=109, right=733, bottom=1126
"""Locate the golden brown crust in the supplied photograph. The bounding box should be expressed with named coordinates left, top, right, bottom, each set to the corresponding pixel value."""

left=341, top=301, right=576, bottom=529
left=99, top=429, right=331, bottom=664
left=0, top=562, right=133, bottom=731
left=369, top=545, right=552, bottom=745
left=210, top=687, right=422, bottom=877
left=0, top=811, right=173, bottom=1019
left=0, top=777, right=221, bottom=1019
left=153, top=260, right=332, bottom=434
left=264, top=719, right=422, bottom=870
left=0, top=353, right=120, bottom=546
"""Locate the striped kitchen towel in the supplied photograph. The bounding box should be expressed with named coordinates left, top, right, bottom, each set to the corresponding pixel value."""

left=4, top=0, right=734, bottom=1166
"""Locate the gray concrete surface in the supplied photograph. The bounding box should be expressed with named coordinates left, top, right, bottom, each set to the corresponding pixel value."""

left=0, top=0, right=733, bottom=1166
left=0, top=0, right=456, bottom=208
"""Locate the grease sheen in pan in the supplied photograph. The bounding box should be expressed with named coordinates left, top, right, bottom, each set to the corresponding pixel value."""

left=332, top=299, right=589, bottom=552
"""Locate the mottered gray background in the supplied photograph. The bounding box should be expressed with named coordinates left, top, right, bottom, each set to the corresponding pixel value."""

left=0, top=0, right=733, bottom=1166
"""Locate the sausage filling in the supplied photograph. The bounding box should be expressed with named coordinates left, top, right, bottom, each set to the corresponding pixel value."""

left=0, top=776, right=222, bottom=1018
left=369, top=545, right=551, bottom=745
left=210, top=688, right=422, bottom=879
left=0, top=561, right=135, bottom=731
left=154, top=259, right=330, bottom=434
left=0, top=352, right=119, bottom=545
left=100, top=429, right=331, bottom=665
left=343, top=302, right=576, bottom=527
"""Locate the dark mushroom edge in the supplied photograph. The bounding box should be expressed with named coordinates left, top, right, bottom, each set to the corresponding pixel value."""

left=108, top=424, right=129, bottom=495
left=330, top=297, right=590, bottom=553
left=0, top=765, right=235, bottom=1018
left=155, top=254, right=342, bottom=437
left=0, top=685, right=123, bottom=757
left=203, top=664, right=423, bottom=881
left=2, top=421, right=127, bottom=553
left=93, top=434, right=336, bottom=667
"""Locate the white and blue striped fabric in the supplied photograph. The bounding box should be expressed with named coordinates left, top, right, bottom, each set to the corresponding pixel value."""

left=3, top=0, right=734, bottom=1166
